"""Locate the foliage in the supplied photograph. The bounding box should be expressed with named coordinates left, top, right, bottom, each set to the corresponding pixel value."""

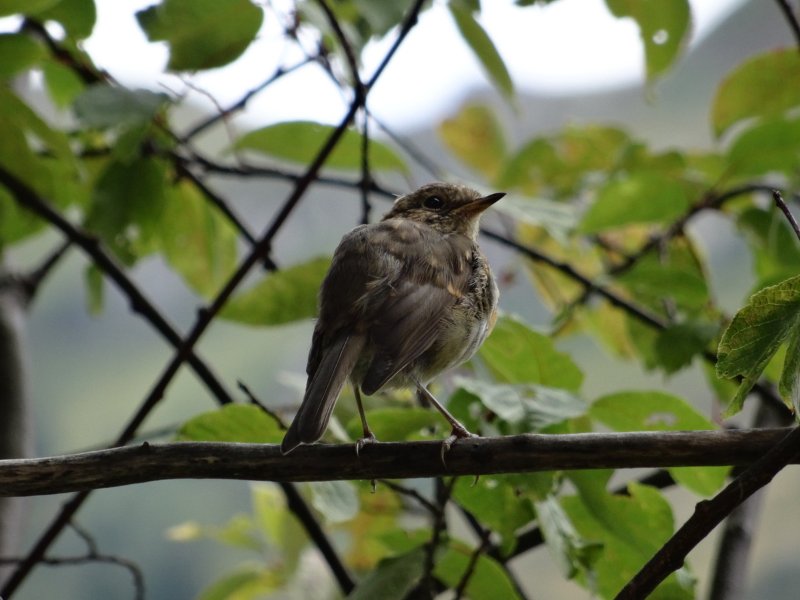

left=0, top=0, right=799, bottom=599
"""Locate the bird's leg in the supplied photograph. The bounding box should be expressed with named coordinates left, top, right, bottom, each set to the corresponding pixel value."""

left=354, top=386, right=377, bottom=457
left=413, top=378, right=478, bottom=465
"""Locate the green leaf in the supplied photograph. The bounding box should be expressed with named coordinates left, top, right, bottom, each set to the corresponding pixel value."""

left=0, top=34, right=45, bottom=79
left=711, top=49, right=800, bottom=137
left=36, top=0, right=96, bottom=39
left=177, top=404, right=284, bottom=443
left=717, top=274, right=800, bottom=415
left=448, top=3, right=514, bottom=101
left=346, top=407, right=439, bottom=442
left=478, top=314, right=584, bottom=390
left=220, top=256, right=330, bottom=326
left=737, top=206, right=800, bottom=288
left=84, top=264, right=104, bottom=315
left=580, top=172, right=689, bottom=233
left=564, top=474, right=693, bottom=599
left=42, top=59, right=85, bottom=107
left=136, top=0, right=263, bottom=71
left=591, top=391, right=728, bottom=496
left=233, top=121, right=407, bottom=173
left=498, top=126, right=630, bottom=197
left=434, top=542, right=521, bottom=600
left=605, top=0, right=690, bottom=80
left=439, top=103, right=506, bottom=181
left=308, top=480, right=359, bottom=523
left=726, top=117, right=800, bottom=178
left=652, top=321, right=717, bottom=374
left=197, top=566, right=280, bottom=600
left=455, top=377, right=587, bottom=432
left=84, top=157, right=168, bottom=262
left=452, top=476, right=536, bottom=555
left=158, top=180, right=237, bottom=298
left=493, top=195, right=577, bottom=241
left=349, top=548, right=426, bottom=600
left=0, top=0, right=60, bottom=16
left=535, top=495, right=603, bottom=579
left=615, top=259, right=709, bottom=312
left=73, top=83, right=169, bottom=128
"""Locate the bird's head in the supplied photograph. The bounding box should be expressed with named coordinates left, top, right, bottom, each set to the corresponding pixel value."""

left=382, top=182, right=505, bottom=239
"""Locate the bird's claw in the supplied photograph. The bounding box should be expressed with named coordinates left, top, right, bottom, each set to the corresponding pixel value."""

left=354, top=432, right=378, bottom=457
left=439, top=425, right=478, bottom=467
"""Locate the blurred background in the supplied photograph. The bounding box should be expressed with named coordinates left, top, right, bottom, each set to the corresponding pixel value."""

left=5, top=0, right=800, bottom=597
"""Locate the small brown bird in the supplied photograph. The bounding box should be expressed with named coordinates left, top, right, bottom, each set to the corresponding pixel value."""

left=280, top=182, right=504, bottom=455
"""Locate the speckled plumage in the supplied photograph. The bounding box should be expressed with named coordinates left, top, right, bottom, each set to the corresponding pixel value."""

left=281, top=183, right=503, bottom=454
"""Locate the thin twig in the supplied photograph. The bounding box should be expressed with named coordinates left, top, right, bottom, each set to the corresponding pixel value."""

left=379, top=480, right=438, bottom=514
left=772, top=189, right=800, bottom=242
left=421, top=477, right=457, bottom=596
left=181, top=57, right=315, bottom=141
left=453, top=528, right=493, bottom=600
left=238, top=380, right=288, bottom=430
left=359, top=110, right=372, bottom=224
left=0, top=165, right=234, bottom=406
left=616, top=425, right=800, bottom=599
left=774, top=0, right=800, bottom=49
left=19, top=240, right=72, bottom=301
left=1, top=1, right=428, bottom=595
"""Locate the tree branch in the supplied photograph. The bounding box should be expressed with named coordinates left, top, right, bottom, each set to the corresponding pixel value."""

left=0, top=429, right=796, bottom=498
left=615, top=425, right=800, bottom=599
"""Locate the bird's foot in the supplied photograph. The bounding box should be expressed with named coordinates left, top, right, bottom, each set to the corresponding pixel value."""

left=354, top=432, right=378, bottom=458
left=440, top=424, right=479, bottom=467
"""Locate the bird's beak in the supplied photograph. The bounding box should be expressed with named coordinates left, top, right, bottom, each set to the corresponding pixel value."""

left=457, top=192, right=505, bottom=216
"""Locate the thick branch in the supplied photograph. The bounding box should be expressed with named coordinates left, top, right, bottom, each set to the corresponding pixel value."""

left=616, top=426, right=800, bottom=599
left=0, top=429, right=796, bottom=498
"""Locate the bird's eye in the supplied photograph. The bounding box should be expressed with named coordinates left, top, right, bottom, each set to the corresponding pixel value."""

left=422, top=196, right=444, bottom=209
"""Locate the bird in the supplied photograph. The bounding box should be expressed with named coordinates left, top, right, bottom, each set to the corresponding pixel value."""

left=280, top=182, right=504, bottom=456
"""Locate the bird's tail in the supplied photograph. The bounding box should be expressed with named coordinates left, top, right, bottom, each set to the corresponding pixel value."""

left=280, top=333, right=365, bottom=454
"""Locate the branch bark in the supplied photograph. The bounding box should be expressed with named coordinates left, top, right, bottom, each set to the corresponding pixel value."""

left=0, top=429, right=796, bottom=498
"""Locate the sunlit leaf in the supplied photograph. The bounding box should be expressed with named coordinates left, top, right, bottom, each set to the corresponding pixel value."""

left=711, top=49, right=800, bottom=137
left=591, top=391, right=728, bottom=496
left=439, top=103, right=506, bottom=181
left=478, top=314, right=584, bottom=390
left=177, top=404, right=284, bottom=443
left=197, top=566, right=281, bottom=600
left=233, top=121, right=407, bottom=172
left=605, top=0, right=691, bottom=80
left=220, top=256, right=330, bottom=326
left=137, top=0, right=263, bottom=71
left=159, top=180, right=238, bottom=298
left=448, top=2, right=514, bottom=101
left=580, top=172, right=689, bottom=233
left=717, top=274, right=800, bottom=416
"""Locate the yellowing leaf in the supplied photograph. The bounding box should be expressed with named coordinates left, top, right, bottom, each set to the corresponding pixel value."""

left=439, top=103, right=506, bottom=181
left=712, top=49, right=800, bottom=137
left=233, top=121, right=407, bottom=173
left=717, top=274, right=800, bottom=416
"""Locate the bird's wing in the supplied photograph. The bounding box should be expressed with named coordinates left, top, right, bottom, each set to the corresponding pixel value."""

left=358, top=221, right=473, bottom=395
